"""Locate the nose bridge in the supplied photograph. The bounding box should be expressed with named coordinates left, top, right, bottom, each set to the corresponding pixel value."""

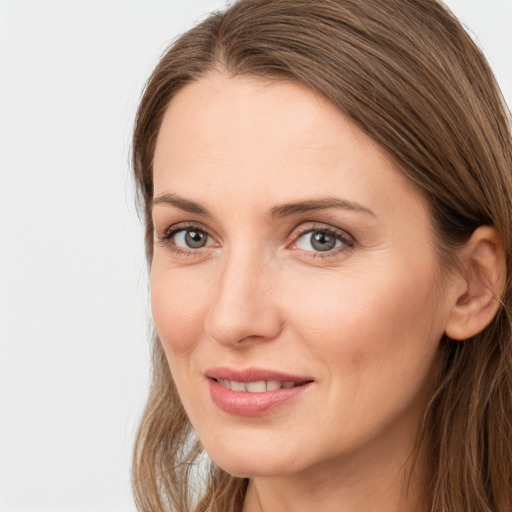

left=206, top=244, right=281, bottom=346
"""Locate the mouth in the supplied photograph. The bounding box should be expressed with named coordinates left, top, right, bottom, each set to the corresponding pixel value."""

left=212, top=378, right=308, bottom=392
left=205, top=367, right=314, bottom=416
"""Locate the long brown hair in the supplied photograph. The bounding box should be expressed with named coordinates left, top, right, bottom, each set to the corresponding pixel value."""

left=131, top=1, right=512, bottom=510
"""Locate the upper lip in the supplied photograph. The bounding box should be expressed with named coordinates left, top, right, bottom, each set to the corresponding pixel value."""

left=205, top=366, right=313, bottom=383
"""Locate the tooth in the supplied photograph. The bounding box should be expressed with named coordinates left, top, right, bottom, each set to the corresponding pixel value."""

left=282, top=381, right=296, bottom=388
left=266, top=380, right=281, bottom=391
left=231, top=380, right=246, bottom=392
left=245, top=381, right=266, bottom=392
left=218, top=378, right=230, bottom=389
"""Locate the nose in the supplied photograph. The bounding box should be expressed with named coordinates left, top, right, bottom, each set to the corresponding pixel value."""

left=205, top=250, right=283, bottom=347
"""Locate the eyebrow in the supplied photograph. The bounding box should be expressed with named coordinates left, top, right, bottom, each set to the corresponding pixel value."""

left=152, top=193, right=211, bottom=216
left=152, top=193, right=375, bottom=218
left=269, top=197, right=376, bottom=218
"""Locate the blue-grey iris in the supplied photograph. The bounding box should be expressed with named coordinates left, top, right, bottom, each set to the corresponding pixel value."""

left=185, top=230, right=207, bottom=248
left=311, top=232, right=336, bottom=251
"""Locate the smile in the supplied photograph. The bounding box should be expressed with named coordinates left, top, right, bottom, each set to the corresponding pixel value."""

left=214, top=379, right=301, bottom=392
left=206, top=368, right=314, bottom=416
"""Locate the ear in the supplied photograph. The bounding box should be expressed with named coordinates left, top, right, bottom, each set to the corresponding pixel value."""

left=444, top=226, right=506, bottom=341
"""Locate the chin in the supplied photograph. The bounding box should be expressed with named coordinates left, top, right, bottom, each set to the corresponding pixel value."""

left=204, top=441, right=305, bottom=478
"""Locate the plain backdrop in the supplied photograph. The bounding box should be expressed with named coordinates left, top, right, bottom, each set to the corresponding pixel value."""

left=0, top=1, right=511, bottom=511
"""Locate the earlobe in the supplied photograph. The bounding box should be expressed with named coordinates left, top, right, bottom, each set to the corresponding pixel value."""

left=444, top=226, right=506, bottom=341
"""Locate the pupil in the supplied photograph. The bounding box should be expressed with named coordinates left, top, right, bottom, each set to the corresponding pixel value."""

left=185, top=230, right=207, bottom=248
left=311, top=232, right=335, bottom=251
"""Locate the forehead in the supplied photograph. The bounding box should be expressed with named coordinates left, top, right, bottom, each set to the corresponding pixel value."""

left=153, top=71, right=424, bottom=220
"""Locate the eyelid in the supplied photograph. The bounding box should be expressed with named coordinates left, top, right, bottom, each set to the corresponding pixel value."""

left=287, top=222, right=355, bottom=255
left=155, top=221, right=218, bottom=253
left=155, top=220, right=355, bottom=258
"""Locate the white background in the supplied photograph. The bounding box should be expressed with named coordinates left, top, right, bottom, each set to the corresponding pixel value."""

left=0, top=1, right=510, bottom=511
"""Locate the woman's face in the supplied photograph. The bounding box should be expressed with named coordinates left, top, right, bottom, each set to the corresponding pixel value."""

left=151, top=73, right=456, bottom=479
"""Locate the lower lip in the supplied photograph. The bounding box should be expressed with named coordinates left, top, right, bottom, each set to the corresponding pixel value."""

left=208, top=379, right=312, bottom=416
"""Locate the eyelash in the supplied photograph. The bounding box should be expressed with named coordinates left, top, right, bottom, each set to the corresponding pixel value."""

left=156, top=222, right=355, bottom=258
left=156, top=222, right=214, bottom=257
left=289, top=224, right=354, bottom=258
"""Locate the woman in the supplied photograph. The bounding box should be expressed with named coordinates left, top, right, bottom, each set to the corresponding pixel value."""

left=131, top=0, right=512, bottom=511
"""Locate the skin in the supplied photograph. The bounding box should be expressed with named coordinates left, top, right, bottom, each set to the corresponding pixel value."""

left=150, top=72, right=464, bottom=512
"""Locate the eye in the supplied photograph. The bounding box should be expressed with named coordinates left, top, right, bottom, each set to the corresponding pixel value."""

left=291, top=226, right=353, bottom=255
left=296, top=231, right=340, bottom=252
left=156, top=224, right=216, bottom=253
left=174, top=228, right=209, bottom=249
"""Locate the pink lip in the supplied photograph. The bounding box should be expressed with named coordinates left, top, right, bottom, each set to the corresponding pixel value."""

left=206, top=366, right=312, bottom=383
left=206, top=366, right=314, bottom=416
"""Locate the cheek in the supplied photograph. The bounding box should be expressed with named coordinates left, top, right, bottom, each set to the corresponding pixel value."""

left=285, top=263, right=444, bottom=380
left=283, top=266, right=444, bottom=451
left=150, top=264, right=210, bottom=359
